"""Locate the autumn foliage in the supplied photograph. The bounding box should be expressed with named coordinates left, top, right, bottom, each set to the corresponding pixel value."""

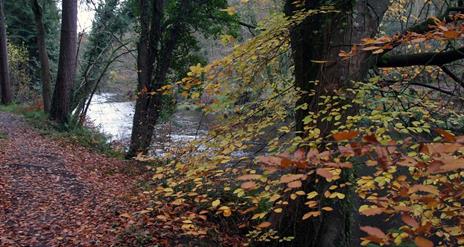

left=130, top=1, right=464, bottom=246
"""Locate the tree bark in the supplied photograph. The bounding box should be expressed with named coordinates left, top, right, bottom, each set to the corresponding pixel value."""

left=127, top=0, right=162, bottom=157
left=127, top=0, right=185, bottom=157
left=0, top=0, right=12, bottom=105
left=50, top=0, right=77, bottom=124
left=378, top=46, right=464, bottom=68
left=266, top=1, right=389, bottom=246
left=32, top=0, right=52, bottom=112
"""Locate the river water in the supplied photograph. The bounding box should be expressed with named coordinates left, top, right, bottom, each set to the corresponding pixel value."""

left=86, top=93, right=207, bottom=155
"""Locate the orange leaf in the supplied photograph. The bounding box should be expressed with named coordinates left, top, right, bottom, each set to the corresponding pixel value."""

left=401, top=214, right=419, bottom=228
left=257, top=221, right=272, bottom=228
left=280, top=157, right=293, bottom=168
left=409, top=184, right=440, bottom=195
left=302, top=211, right=320, bottom=220
left=241, top=181, right=257, bottom=190
left=237, top=174, right=262, bottom=181
left=287, top=180, right=302, bottom=189
left=257, top=156, right=282, bottom=166
left=415, top=236, right=434, bottom=247
left=363, top=134, right=379, bottom=143
left=360, top=226, right=387, bottom=239
left=333, top=131, right=359, bottom=141
left=435, top=128, right=456, bottom=142
left=436, top=158, right=464, bottom=173
left=316, top=168, right=333, bottom=180
left=443, top=30, right=460, bottom=39
left=280, top=174, right=304, bottom=183
left=360, top=207, right=384, bottom=216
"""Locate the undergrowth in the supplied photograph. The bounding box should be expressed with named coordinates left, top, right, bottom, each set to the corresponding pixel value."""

left=0, top=104, right=123, bottom=158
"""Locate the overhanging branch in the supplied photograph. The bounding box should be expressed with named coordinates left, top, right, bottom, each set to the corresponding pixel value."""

left=377, top=47, right=464, bottom=67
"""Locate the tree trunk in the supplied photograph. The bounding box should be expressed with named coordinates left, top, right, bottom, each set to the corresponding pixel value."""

left=32, top=0, right=52, bottom=113
left=128, top=0, right=184, bottom=158
left=127, top=0, right=159, bottom=157
left=0, top=0, right=12, bottom=105
left=266, top=1, right=390, bottom=246
left=50, top=0, right=77, bottom=124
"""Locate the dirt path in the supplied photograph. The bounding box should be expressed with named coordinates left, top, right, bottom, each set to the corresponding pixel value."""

left=0, top=112, right=140, bottom=247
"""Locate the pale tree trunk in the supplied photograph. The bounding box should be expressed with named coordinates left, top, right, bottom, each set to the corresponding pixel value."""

left=266, top=1, right=390, bottom=246
left=50, top=0, right=77, bottom=124
left=32, top=0, right=52, bottom=113
left=0, top=0, right=12, bottom=104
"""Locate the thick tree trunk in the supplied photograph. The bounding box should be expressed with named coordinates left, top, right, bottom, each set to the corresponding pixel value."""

left=0, top=0, right=12, bottom=105
left=50, top=0, right=77, bottom=124
left=266, top=1, right=390, bottom=246
left=127, top=0, right=183, bottom=158
left=127, top=0, right=159, bottom=157
left=32, top=0, right=52, bottom=113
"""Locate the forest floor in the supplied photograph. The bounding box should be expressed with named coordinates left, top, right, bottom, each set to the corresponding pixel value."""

left=0, top=111, right=146, bottom=247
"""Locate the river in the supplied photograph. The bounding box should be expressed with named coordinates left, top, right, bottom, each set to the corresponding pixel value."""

left=86, top=93, right=207, bottom=155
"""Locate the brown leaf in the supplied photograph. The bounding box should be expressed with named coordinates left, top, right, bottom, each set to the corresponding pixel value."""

left=257, top=221, right=272, bottom=228
left=360, top=226, right=387, bottom=239
left=294, top=149, right=306, bottom=160
left=409, top=184, right=440, bottom=195
left=401, top=214, right=419, bottom=228
left=241, top=181, right=257, bottom=190
left=333, top=131, right=359, bottom=141
left=360, top=207, right=384, bottom=216
left=415, top=236, right=434, bottom=247
left=280, top=157, right=293, bottom=168
left=363, top=134, right=378, bottom=143
left=237, top=174, right=262, bottom=181
left=302, top=211, right=320, bottom=220
left=443, top=30, right=460, bottom=39
left=287, top=180, right=302, bottom=189
left=316, top=168, right=333, bottom=180
left=257, top=156, right=282, bottom=166
left=280, top=174, right=304, bottom=183
left=436, top=158, right=464, bottom=173
left=435, top=128, right=456, bottom=142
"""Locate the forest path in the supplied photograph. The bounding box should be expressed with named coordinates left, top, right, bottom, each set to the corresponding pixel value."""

left=0, top=112, right=140, bottom=247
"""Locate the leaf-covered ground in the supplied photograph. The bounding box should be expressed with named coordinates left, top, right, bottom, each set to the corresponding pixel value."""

left=0, top=112, right=142, bottom=246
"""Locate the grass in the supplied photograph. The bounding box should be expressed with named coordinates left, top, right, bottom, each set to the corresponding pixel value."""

left=0, top=104, right=123, bottom=158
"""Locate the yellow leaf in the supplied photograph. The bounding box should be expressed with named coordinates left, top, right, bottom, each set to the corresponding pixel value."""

left=290, top=193, right=297, bottom=200
left=269, top=194, right=281, bottom=202
left=212, top=199, right=221, bottom=208
left=295, top=190, right=306, bottom=196
left=120, top=212, right=131, bottom=218
left=220, top=206, right=232, bottom=217
left=221, top=6, right=237, bottom=15
left=307, top=191, right=318, bottom=199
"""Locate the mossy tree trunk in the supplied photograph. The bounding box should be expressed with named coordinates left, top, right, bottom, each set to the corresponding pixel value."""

left=267, top=1, right=390, bottom=246
left=0, top=0, right=12, bottom=105
left=32, top=0, right=52, bottom=113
